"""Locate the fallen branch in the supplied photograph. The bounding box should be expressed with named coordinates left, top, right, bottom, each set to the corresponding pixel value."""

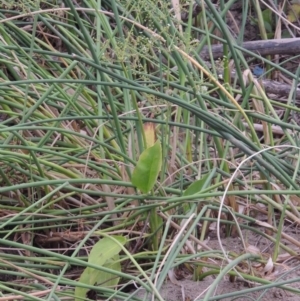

left=200, top=38, right=300, bottom=60
left=200, top=38, right=300, bottom=99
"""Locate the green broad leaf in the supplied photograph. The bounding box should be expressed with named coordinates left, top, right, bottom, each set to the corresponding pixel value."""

left=183, top=168, right=216, bottom=196
left=88, top=236, right=125, bottom=265
left=95, top=255, right=121, bottom=287
left=262, top=9, right=273, bottom=30
left=264, top=22, right=272, bottom=34
left=131, top=140, right=162, bottom=193
left=75, top=236, right=126, bottom=301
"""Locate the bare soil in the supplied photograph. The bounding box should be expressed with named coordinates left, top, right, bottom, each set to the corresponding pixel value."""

left=132, top=278, right=300, bottom=301
left=128, top=226, right=300, bottom=301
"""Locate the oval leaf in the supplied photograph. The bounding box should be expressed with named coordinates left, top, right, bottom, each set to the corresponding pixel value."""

left=88, top=235, right=125, bottom=266
left=95, top=255, right=121, bottom=287
left=183, top=169, right=216, bottom=196
left=131, top=141, right=162, bottom=193
left=75, top=235, right=126, bottom=301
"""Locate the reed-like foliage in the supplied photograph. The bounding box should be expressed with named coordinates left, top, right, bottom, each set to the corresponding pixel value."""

left=0, top=0, right=300, bottom=300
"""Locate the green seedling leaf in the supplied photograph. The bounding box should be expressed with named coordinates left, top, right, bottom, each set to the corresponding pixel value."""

left=88, top=235, right=125, bottom=265
left=262, top=9, right=273, bottom=29
left=182, top=170, right=216, bottom=215
left=95, top=255, right=121, bottom=287
left=251, top=9, right=274, bottom=36
left=183, top=168, right=216, bottom=196
left=131, top=140, right=162, bottom=193
left=75, top=235, right=126, bottom=301
left=183, top=174, right=210, bottom=196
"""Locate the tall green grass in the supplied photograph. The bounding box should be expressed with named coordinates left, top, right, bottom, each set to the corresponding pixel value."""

left=0, top=0, right=300, bottom=300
